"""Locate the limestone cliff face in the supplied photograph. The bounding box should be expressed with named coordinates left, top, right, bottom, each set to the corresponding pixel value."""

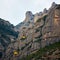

left=16, top=2, right=60, bottom=56
left=5, top=2, right=60, bottom=60
left=16, top=9, right=47, bottom=31
left=42, top=3, right=60, bottom=46
left=16, top=9, right=48, bottom=32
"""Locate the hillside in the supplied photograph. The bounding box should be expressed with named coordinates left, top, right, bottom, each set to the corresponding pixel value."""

left=2, top=2, right=60, bottom=60
left=0, top=18, right=19, bottom=50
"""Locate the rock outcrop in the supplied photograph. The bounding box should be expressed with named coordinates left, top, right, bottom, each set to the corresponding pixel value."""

left=16, top=11, right=34, bottom=31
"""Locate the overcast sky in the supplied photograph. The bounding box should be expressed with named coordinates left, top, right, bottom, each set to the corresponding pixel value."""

left=0, top=0, right=60, bottom=26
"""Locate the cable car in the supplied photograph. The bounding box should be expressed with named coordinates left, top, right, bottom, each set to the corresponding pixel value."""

left=22, top=36, right=26, bottom=39
left=13, top=50, right=18, bottom=56
left=21, top=35, right=26, bottom=40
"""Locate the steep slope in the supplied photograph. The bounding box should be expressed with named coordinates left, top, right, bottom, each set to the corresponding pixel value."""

left=0, top=18, right=19, bottom=50
left=16, top=2, right=60, bottom=57
left=4, top=2, right=60, bottom=60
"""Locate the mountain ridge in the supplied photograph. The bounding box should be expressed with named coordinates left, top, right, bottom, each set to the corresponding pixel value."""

left=0, top=18, right=19, bottom=50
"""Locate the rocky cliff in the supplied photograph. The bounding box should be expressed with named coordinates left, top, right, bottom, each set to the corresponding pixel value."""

left=3, top=2, right=60, bottom=60
left=16, top=11, right=34, bottom=31
left=16, top=2, right=60, bottom=57
left=0, top=18, right=19, bottom=50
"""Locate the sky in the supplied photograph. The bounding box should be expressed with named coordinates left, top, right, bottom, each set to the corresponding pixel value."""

left=0, top=0, right=60, bottom=26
